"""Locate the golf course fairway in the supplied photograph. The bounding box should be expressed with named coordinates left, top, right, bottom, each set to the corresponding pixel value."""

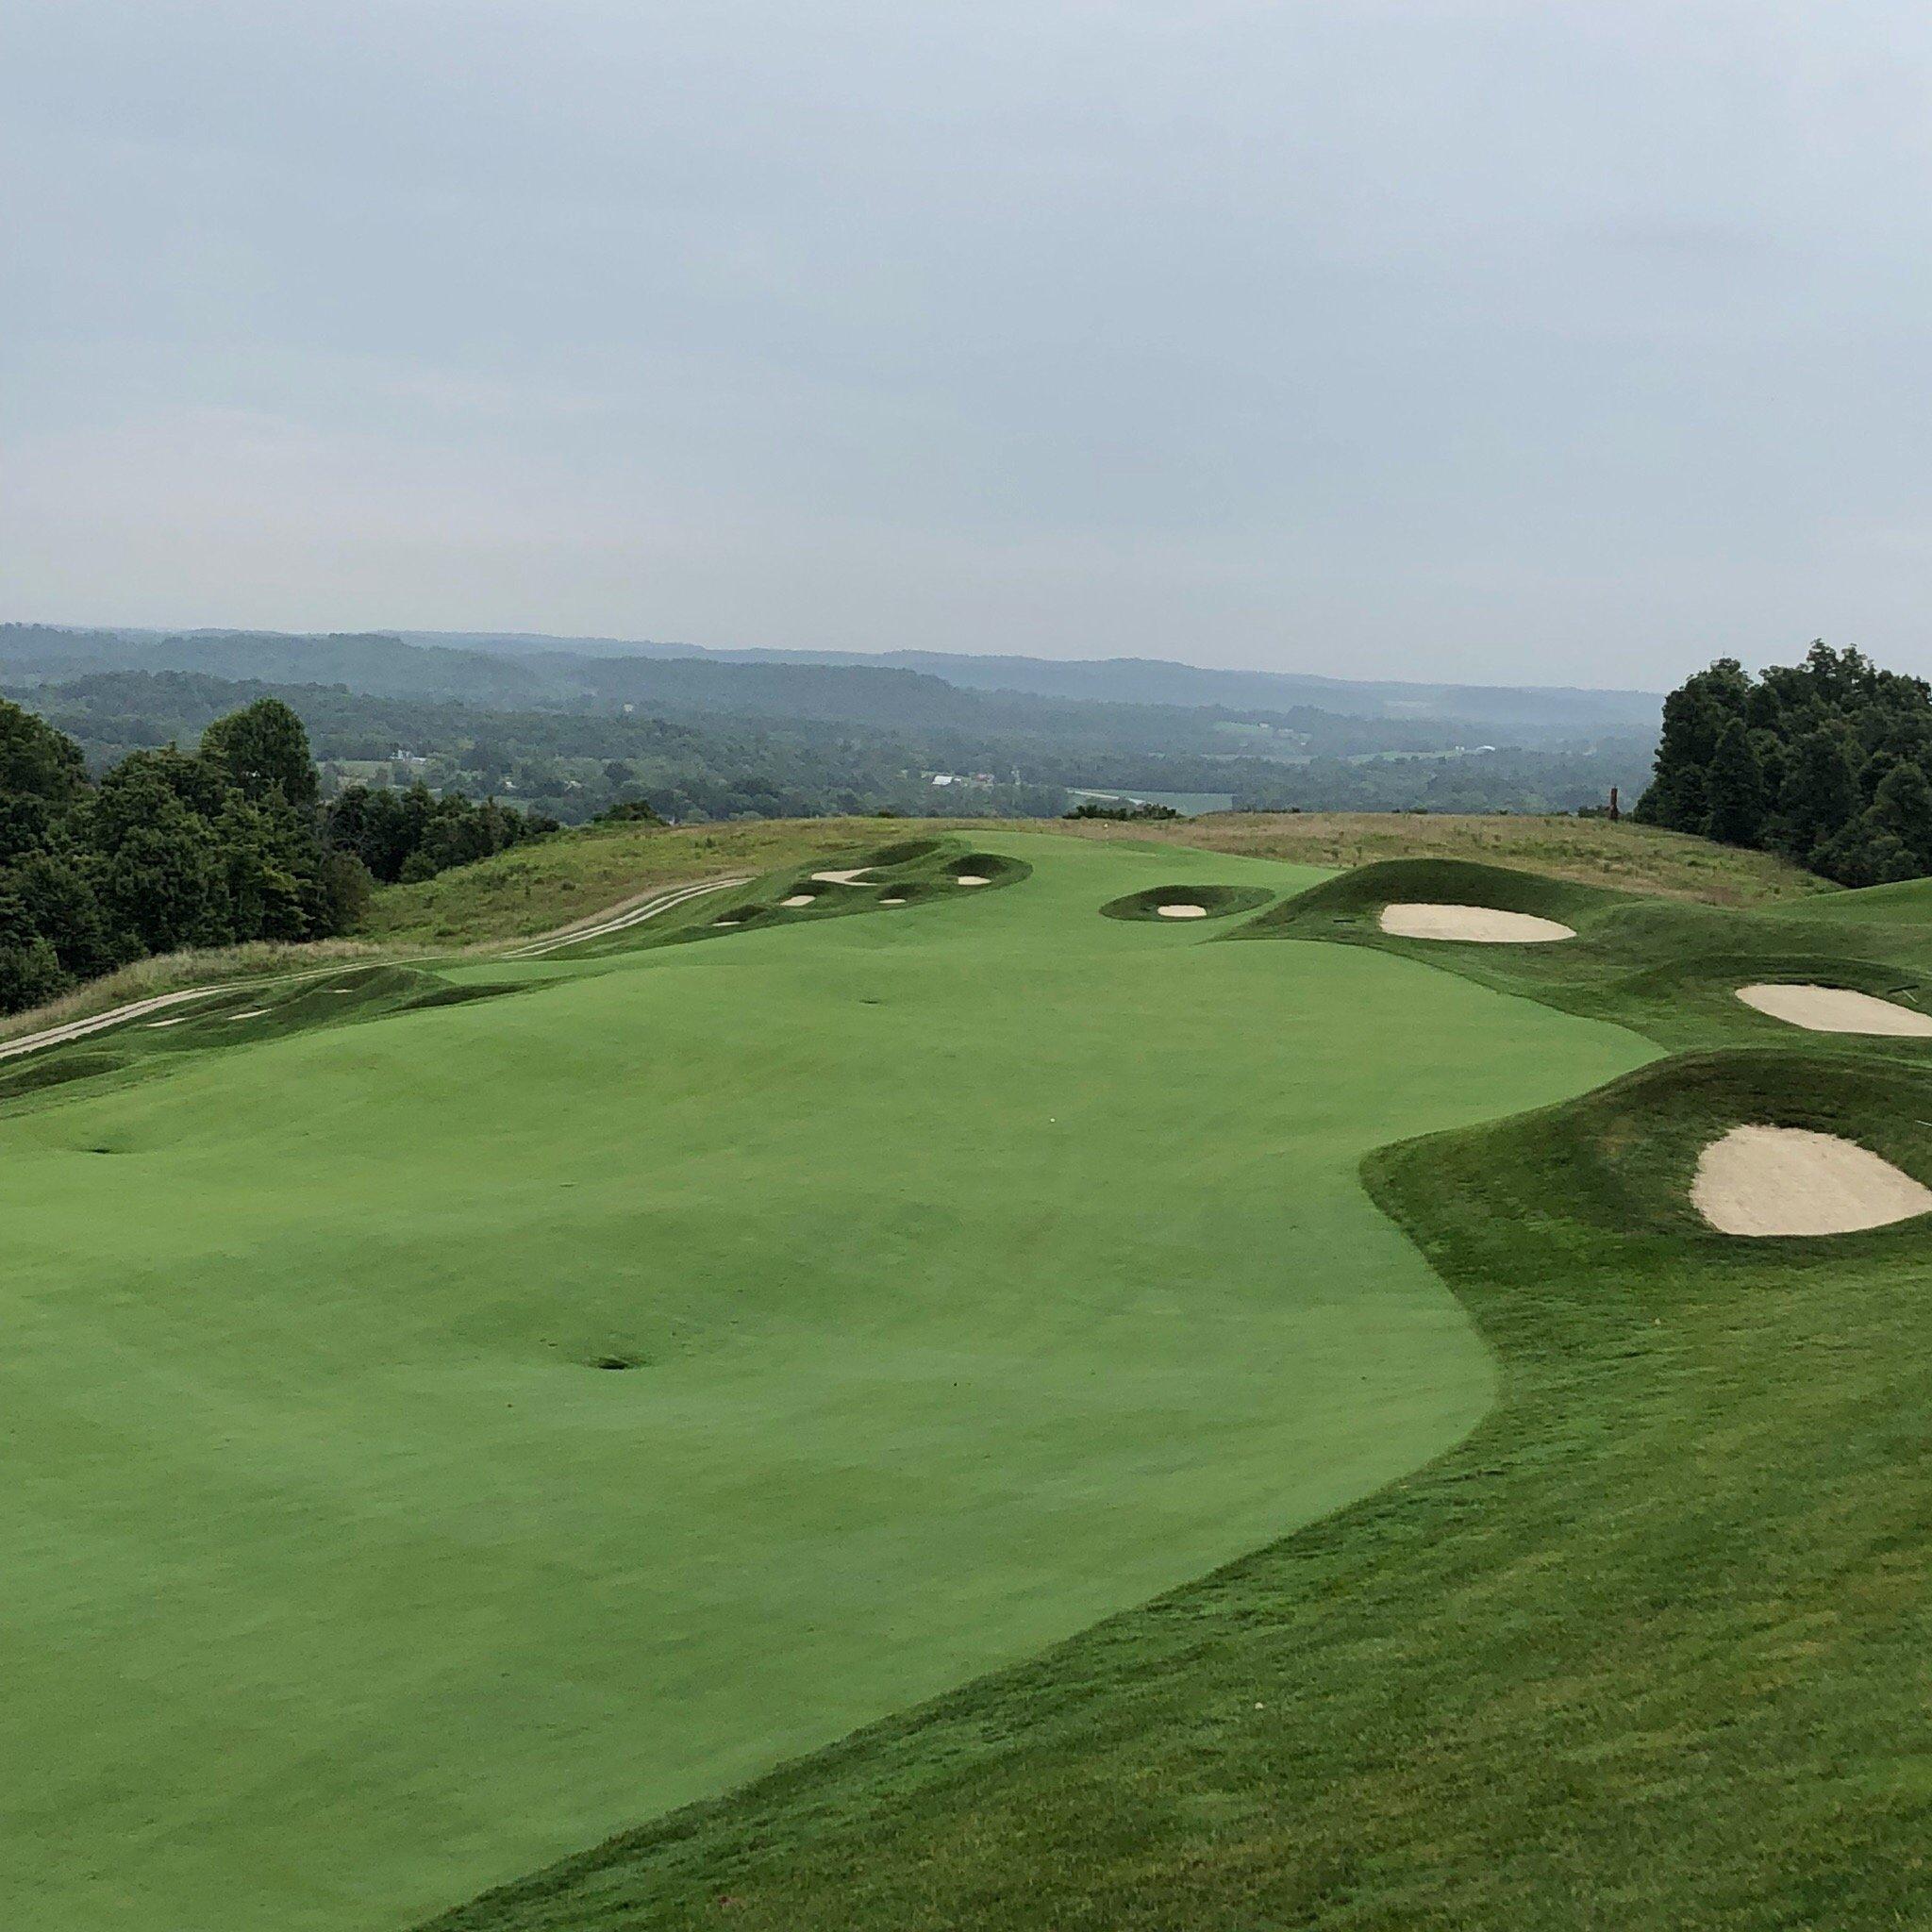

left=2, top=832, right=1651, bottom=1929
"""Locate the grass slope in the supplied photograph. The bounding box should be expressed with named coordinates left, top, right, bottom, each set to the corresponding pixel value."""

left=427, top=853, right=1932, bottom=1931
left=1, top=833, right=1648, bottom=1931
left=1055, top=810, right=1832, bottom=907
left=362, top=813, right=1830, bottom=953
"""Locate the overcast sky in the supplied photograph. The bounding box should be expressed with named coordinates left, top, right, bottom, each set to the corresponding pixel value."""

left=5, top=3, right=1931, bottom=686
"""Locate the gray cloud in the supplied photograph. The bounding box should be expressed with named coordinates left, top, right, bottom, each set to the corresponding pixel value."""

left=5, top=1, right=1931, bottom=684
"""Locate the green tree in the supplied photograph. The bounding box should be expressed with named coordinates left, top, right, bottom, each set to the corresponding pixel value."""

left=1704, top=716, right=1768, bottom=845
left=199, top=698, right=320, bottom=808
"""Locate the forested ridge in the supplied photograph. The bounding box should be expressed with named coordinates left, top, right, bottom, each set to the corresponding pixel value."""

left=1638, top=641, right=1932, bottom=884
left=0, top=693, right=552, bottom=1014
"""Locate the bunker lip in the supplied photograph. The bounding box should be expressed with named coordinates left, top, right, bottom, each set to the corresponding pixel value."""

left=1735, top=982, right=1932, bottom=1037
left=1691, top=1124, right=1932, bottom=1236
left=1378, top=903, right=1575, bottom=944
left=1156, top=904, right=1208, bottom=919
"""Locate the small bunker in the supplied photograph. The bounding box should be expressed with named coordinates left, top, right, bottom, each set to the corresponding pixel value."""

left=1736, top=983, right=1932, bottom=1037
left=1691, top=1124, right=1932, bottom=1236
left=1378, top=903, right=1575, bottom=943
left=1100, top=884, right=1274, bottom=924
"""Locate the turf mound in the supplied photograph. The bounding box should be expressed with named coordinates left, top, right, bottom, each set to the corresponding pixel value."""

left=860, top=838, right=941, bottom=868
left=1242, top=857, right=1615, bottom=945
left=1736, top=982, right=1932, bottom=1036
left=1691, top=1124, right=1932, bottom=1235
left=1377, top=903, right=1574, bottom=943
left=945, top=851, right=1030, bottom=891
left=1767, top=874, right=1932, bottom=924
left=1099, top=883, right=1274, bottom=924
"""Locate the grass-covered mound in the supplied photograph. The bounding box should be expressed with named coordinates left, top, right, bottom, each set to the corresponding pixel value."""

left=1253, top=857, right=1932, bottom=1058
left=945, top=849, right=1030, bottom=888
left=1244, top=856, right=1621, bottom=942
left=1098, top=883, right=1274, bottom=923
left=541, top=837, right=1031, bottom=958
left=421, top=1019, right=1932, bottom=1932
left=0, top=964, right=512, bottom=1115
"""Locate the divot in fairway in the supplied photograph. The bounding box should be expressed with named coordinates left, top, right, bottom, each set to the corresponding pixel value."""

left=1379, top=903, right=1575, bottom=943
left=1691, top=1124, right=1932, bottom=1236
left=1735, top=983, right=1932, bottom=1037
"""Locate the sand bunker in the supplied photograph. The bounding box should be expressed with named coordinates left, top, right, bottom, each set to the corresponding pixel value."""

left=1378, top=903, right=1575, bottom=943
left=810, top=869, right=873, bottom=886
left=955, top=874, right=990, bottom=887
left=227, top=1008, right=269, bottom=1021
left=1692, top=1124, right=1932, bottom=1236
left=147, top=1017, right=190, bottom=1029
left=1736, top=983, right=1932, bottom=1037
left=779, top=894, right=816, bottom=908
left=880, top=896, right=907, bottom=906
left=1156, top=903, right=1208, bottom=919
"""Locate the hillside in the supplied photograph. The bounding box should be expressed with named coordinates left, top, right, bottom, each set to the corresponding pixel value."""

left=363, top=811, right=1831, bottom=952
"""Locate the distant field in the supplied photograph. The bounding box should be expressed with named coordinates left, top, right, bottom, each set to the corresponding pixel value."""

left=362, top=811, right=1830, bottom=954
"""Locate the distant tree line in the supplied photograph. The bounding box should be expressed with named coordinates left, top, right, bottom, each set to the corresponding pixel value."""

left=1637, top=642, right=1932, bottom=885
left=0, top=694, right=555, bottom=1015
left=324, top=782, right=557, bottom=883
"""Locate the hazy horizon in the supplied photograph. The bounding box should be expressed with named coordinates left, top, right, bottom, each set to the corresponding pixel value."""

left=7, top=4, right=1931, bottom=687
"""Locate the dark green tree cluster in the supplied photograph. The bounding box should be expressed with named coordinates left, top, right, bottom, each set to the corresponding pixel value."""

left=323, top=782, right=558, bottom=884
left=0, top=696, right=367, bottom=1013
left=1636, top=643, right=1932, bottom=885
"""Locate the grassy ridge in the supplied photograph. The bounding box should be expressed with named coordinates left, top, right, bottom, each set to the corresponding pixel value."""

left=1055, top=810, right=1833, bottom=907
left=428, top=856, right=1932, bottom=1931
left=363, top=813, right=1831, bottom=953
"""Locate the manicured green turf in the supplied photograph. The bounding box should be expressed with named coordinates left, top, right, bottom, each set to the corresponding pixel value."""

left=426, top=852, right=1932, bottom=1932
left=1, top=833, right=1648, bottom=1930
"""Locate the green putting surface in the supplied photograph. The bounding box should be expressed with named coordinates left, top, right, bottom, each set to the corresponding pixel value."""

left=2, top=832, right=1650, bottom=1930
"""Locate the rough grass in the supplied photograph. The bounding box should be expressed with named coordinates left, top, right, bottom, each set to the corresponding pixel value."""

left=359, top=818, right=911, bottom=946
left=1055, top=810, right=1833, bottom=907
left=0, top=938, right=393, bottom=1047
left=421, top=853, right=1932, bottom=1932
left=365, top=813, right=1831, bottom=952
left=1244, top=856, right=1932, bottom=1057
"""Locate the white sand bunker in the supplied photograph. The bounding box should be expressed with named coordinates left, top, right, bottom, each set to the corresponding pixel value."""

left=1736, top=983, right=1932, bottom=1037
left=780, top=894, right=816, bottom=908
left=880, top=896, right=907, bottom=906
left=1692, top=1125, right=1932, bottom=1236
left=226, top=1008, right=270, bottom=1021
left=810, top=869, right=873, bottom=886
left=1379, top=903, right=1575, bottom=944
left=1156, top=903, right=1208, bottom=919
left=955, top=874, right=990, bottom=887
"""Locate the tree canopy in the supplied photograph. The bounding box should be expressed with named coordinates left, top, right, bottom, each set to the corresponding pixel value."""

left=1637, top=642, right=1932, bottom=886
left=0, top=694, right=556, bottom=1016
